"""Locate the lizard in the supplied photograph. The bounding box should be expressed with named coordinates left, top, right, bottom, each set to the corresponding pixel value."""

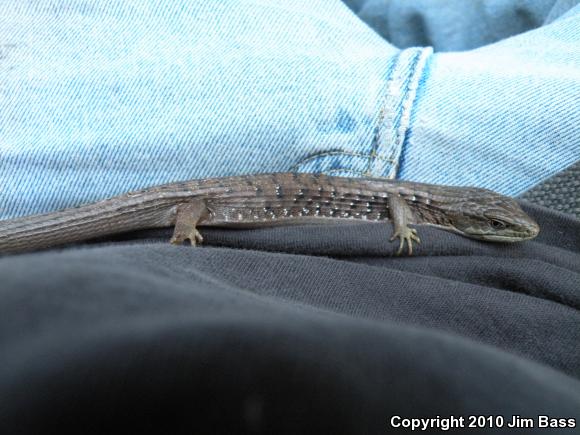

left=0, top=172, right=539, bottom=255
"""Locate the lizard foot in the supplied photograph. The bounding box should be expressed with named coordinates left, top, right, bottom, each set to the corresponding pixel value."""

left=390, top=227, right=421, bottom=256
left=170, top=201, right=209, bottom=247
left=170, top=228, right=204, bottom=247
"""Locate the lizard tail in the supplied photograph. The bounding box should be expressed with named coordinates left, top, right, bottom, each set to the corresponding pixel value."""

left=0, top=193, right=179, bottom=254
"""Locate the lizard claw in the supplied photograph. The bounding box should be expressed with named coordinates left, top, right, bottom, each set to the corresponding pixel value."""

left=170, top=228, right=204, bottom=246
left=191, top=229, right=204, bottom=246
left=390, top=227, right=420, bottom=256
left=170, top=201, right=208, bottom=247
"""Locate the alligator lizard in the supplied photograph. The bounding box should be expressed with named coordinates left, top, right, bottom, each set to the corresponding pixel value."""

left=0, top=173, right=539, bottom=255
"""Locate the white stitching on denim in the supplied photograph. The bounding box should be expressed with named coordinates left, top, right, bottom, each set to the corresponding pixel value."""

left=290, top=150, right=395, bottom=172
left=290, top=48, right=432, bottom=178
left=326, top=168, right=368, bottom=176
left=371, top=47, right=433, bottom=178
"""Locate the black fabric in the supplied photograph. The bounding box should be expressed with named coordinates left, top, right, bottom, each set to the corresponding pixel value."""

left=521, top=160, right=580, bottom=218
left=1, top=202, right=579, bottom=434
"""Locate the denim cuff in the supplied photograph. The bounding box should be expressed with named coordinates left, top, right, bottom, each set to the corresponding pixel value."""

left=398, top=8, right=580, bottom=195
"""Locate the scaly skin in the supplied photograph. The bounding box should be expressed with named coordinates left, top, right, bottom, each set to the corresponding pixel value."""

left=0, top=173, right=540, bottom=255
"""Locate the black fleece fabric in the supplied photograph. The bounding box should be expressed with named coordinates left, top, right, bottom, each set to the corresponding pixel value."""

left=0, top=202, right=579, bottom=434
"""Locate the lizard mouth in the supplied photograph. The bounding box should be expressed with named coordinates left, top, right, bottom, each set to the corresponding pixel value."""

left=476, top=228, right=540, bottom=242
left=477, top=234, right=533, bottom=242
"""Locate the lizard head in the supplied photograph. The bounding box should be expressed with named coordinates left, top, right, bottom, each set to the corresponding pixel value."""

left=442, top=188, right=540, bottom=242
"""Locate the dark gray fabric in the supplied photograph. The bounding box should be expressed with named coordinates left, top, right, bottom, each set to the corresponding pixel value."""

left=521, top=160, right=580, bottom=218
left=0, top=202, right=579, bottom=434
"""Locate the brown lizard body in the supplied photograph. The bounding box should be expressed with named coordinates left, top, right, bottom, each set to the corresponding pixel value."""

left=0, top=173, right=539, bottom=255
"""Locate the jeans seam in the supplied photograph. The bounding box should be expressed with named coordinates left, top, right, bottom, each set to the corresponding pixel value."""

left=289, top=150, right=395, bottom=172
left=370, top=47, right=433, bottom=178
left=325, top=167, right=370, bottom=176
left=290, top=48, right=432, bottom=177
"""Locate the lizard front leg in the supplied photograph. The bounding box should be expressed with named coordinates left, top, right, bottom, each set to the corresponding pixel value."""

left=170, top=200, right=210, bottom=246
left=387, top=194, right=421, bottom=256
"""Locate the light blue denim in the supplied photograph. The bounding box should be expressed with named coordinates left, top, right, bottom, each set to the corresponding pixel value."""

left=1, top=0, right=579, bottom=219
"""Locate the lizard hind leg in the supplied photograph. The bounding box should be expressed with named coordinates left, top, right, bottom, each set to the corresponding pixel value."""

left=170, top=200, right=210, bottom=247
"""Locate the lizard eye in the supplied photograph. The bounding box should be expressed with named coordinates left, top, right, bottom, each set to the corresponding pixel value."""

left=490, top=219, right=506, bottom=229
